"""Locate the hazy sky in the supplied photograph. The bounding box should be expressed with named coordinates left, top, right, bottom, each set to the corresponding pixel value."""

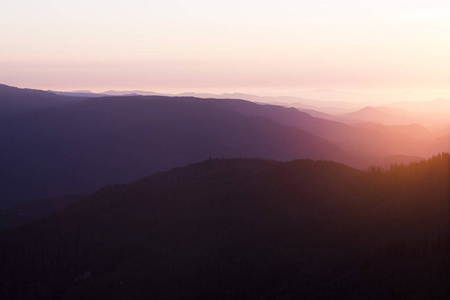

left=1, top=0, right=449, bottom=101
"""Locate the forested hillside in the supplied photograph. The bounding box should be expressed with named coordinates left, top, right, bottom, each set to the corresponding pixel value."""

left=0, top=154, right=448, bottom=299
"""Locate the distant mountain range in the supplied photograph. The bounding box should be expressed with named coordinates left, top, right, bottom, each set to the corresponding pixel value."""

left=82, top=90, right=365, bottom=114
left=0, top=84, right=447, bottom=208
left=71, top=88, right=450, bottom=114
left=0, top=94, right=352, bottom=207
left=50, top=90, right=109, bottom=98
left=338, top=106, right=450, bottom=131
left=52, top=88, right=450, bottom=125
left=0, top=84, right=84, bottom=116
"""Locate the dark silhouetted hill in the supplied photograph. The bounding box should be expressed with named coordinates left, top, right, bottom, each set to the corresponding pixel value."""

left=0, top=154, right=448, bottom=299
left=0, top=195, right=85, bottom=231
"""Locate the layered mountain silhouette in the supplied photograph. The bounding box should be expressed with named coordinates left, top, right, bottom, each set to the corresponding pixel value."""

left=104, top=90, right=365, bottom=114
left=339, top=105, right=450, bottom=131
left=0, top=95, right=354, bottom=208
left=199, top=98, right=447, bottom=157
left=0, top=84, right=448, bottom=299
left=0, top=84, right=84, bottom=116
left=51, top=90, right=108, bottom=98
left=1, top=85, right=447, bottom=208
left=0, top=155, right=448, bottom=299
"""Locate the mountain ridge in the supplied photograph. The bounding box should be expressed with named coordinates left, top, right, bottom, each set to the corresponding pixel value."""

left=0, top=95, right=356, bottom=208
left=1, top=85, right=446, bottom=208
left=0, top=84, right=85, bottom=116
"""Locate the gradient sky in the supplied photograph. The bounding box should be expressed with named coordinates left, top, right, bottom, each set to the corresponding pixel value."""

left=1, top=0, right=449, bottom=101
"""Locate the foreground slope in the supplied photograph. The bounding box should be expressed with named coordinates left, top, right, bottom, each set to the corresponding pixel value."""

left=0, top=154, right=448, bottom=299
left=0, top=195, right=85, bottom=231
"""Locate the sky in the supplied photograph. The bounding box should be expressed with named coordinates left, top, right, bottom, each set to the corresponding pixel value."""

left=1, top=0, right=449, bottom=102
